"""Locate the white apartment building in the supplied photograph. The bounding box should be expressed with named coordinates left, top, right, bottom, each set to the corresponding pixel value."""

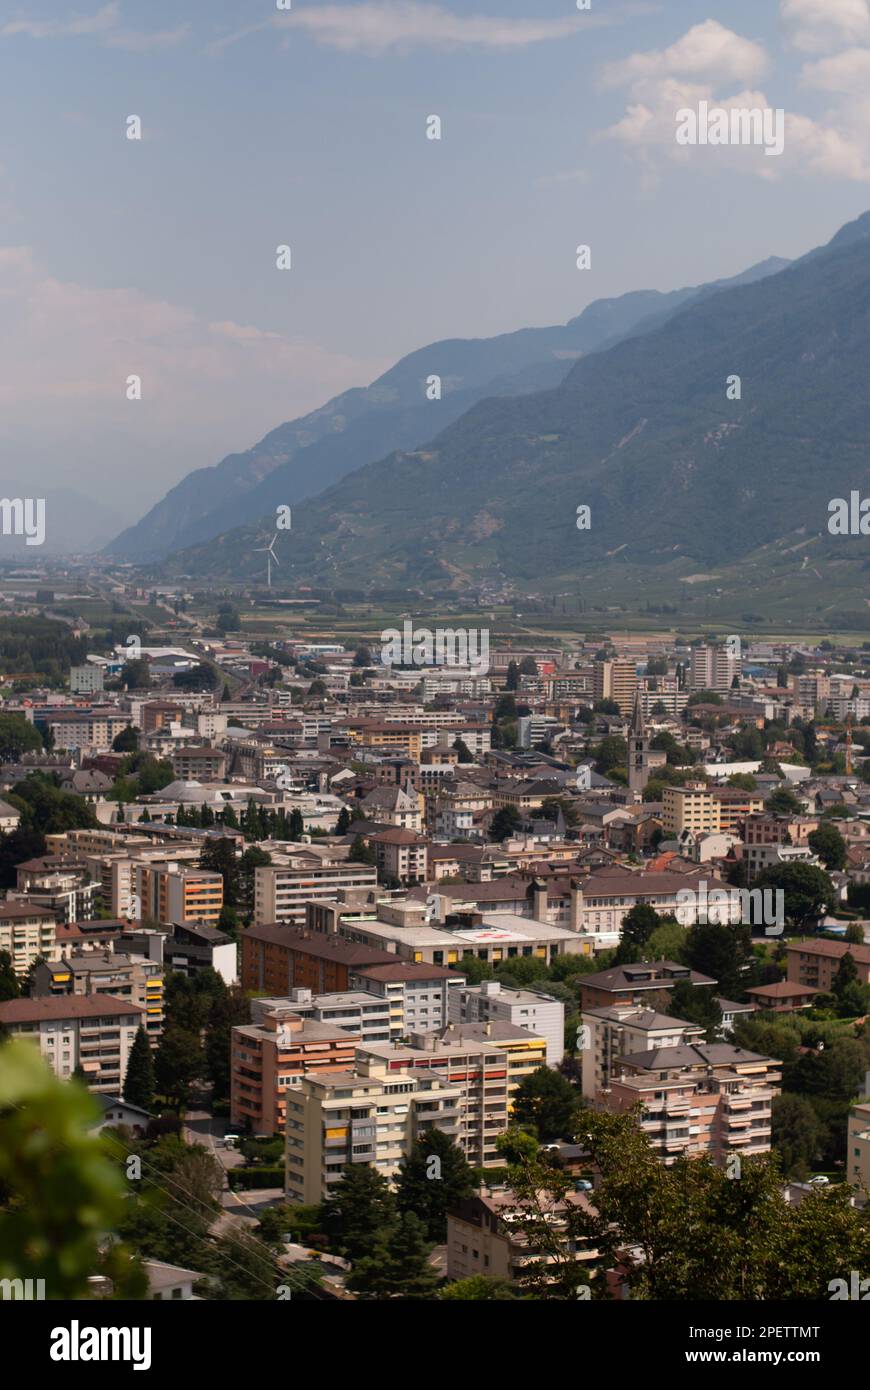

left=450, top=980, right=565, bottom=1067
left=579, top=1004, right=705, bottom=1102
left=254, top=856, right=378, bottom=927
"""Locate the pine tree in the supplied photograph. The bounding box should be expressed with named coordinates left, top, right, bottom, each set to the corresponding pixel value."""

left=336, top=806, right=351, bottom=835
left=347, top=1211, right=440, bottom=1299
left=123, top=1025, right=155, bottom=1109
left=395, top=1130, right=476, bottom=1241
left=319, top=1164, right=397, bottom=1263
left=289, top=808, right=304, bottom=839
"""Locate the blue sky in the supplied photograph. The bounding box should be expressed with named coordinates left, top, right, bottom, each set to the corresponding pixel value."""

left=1, top=0, right=869, bottom=525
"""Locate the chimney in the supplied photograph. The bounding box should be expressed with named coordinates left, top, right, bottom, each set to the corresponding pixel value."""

left=532, top=879, right=548, bottom=924
left=484, top=1021, right=492, bottom=1036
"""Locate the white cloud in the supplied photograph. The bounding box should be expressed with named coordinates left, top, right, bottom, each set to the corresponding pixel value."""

left=780, top=0, right=870, bottom=54
left=0, top=2, right=189, bottom=52
left=602, top=19, right=768, bottom=89
left=0, top=247, right=389, bottom=515
left=801, top=45, right=870, bottom=91
left=211, top=1, right=601, bottom=57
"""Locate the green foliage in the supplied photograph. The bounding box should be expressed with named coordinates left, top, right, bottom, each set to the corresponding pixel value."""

left=489, top=805, right=521, bottom=842
left=0, top=617, right=88, bottom=685
left=319, top=1164, right=397, bottom=1264
left=395, top=1130, right=476, bottom=1241
left=753, top=862, right=838, bottom=930
left=807, top=821, right=848, bottom=871
left=0, top=1041, right=130, bottom=1296
left=346, top=1211, right=440, bottom=1299
left=123, top=1026, right=156, bottom=1110
left=510, top=1066, right=581, bottom=1143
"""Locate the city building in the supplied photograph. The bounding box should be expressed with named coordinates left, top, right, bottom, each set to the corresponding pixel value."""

left=580, top=1004, right=705, bottom=1102
left=30, top=952, right=164, bottom=1042
left=786, top=939, right=870, bottom=991
left=231, top=1006, right=360, bottom=1136
left=450, top=980, right=565, bottom=1067
left=0, top=903, right=60, bottom=977
left=0, top=995, right=143, bottom=1091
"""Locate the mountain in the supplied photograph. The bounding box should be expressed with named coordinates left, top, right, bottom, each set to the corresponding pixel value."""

left=107, top=258, right=787, bottom=561
left=165, top=213, right=870, bottom=628
left=0, top=481, right=123, bottom=556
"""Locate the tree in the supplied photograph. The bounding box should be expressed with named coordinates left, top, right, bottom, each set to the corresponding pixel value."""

left=489, top=806, right=521, bottom=842
left=645, top=920, right=688, bottom=962
left=668, top=980, right=722, bottom=1042
left=204, top=1227, right=284, bottom=1301
left=765, top=786, right=803, bottom=817
left=395, top=1130, right=476, bottom=1241
left=123, top=1025, right=155, bottom=1110
left=347, top=1210, right=440, bottom=1299
left=112, top=725, right=139, bottom=753
left=518, top=656, right=538, bottom=676
left=772, top=1094, right=826, bottom=1179
left=505, top=661, right=519, bottom=691
left=348, top=834, right=376, bottom=865
left=319, top=1164, right=397, bottom=1263
left=119, top=658, right=151, bottom=690
left=594, top=735, right=627, bottom=775
left=200, top=837, right=241, bottom=909
left=753, top=863, right=838, bottom=931
left=807, top=822, right=847, bottom=871
left=154, top=1026, right=205, bottom=1108
left=0, top=950, right=20, bottom=1002
left=511, top=1066, right=580, bottom=1142
left=204, top=987, right=250, bottom=1103
left=620, top=904, right=661, bottom=951
left=453, top=737, right=474, bottom=763
left=353, top=645, right=372, bottom=667
left=440, top=1275, right=519, bottom=1300
left=684, top=921, right=753, bottom=1000
left=492, top=1128, right=594, bottom=1299
left=289, top=808, right=305, bottom=839
left=335, top=806, right=351, bottom=835
left=307, top=678, right=328, bottom=701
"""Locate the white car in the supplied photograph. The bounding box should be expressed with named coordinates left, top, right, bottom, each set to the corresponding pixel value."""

left=808, top=1175, right=830, bottom=1185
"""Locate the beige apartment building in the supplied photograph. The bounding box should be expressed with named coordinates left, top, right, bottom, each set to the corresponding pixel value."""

left=848, top=1098, right=870, bottom=1193
left=31, top=952, right=165, bottom=1043
left=0, top=994, right=144, bottom=1092
left=231, top=1007, right=360, bottom=1136
left=662, top=784, right=764, bottom=837
left=254, top=854, right=379, bottom=927
left=593, top=659, right=638, bottom=715
left=285, top=1055, right=463, bottom=1204
left=446, top=1187, right=598, bottom=1287
left=580, top=1004, right=705, bottom=1102
left=607, top=1043, right=781, bottom=1164
left=0, top=903, right=61, bottom=977
left=786, top=939, right=870, bottom=991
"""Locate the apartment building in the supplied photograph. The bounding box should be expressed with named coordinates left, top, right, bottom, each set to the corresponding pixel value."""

left=450, top=980, right=565, bottom=1067
left=134, top=862, right=224, bottom=926
left=350, top=961, right=463, bottom=1036
left=446, top=1187, right=597, bottom=1286
left=364, top=828, right=428, bottom=883
left=69, top=664, right=105, bottom=695
left=0, top=994, right=144, bottom=1092
left=0, top=903, right=60, bottom=977
left=578, top=960, right=717, bottom=1012
left=285, top=1056, right=463, bottom=1204
left=231, top=1006, right=360, bottom=1136
left=690, top=644, right=742, bottom=693
left=30, top=952, right=164, bottom=1043
left=333, top=912, right=583, bottom=969
left=251, top=990, right=391, bottom=1044
left=170, top=746, right=227, bottom=781
left=579, top=1004, right=705, bottom=1102
left=242, top=925, right=397, bottom=996
left=786, top=938, right=870, bottom=991
left=117, top=921, right=238, bottom=987
left=43, top=709, right=130, bottom=752
left=254, top=853, right=378, bottom=927
left=571, top=867, right=718, bottom=949
left=607, top=1043, right=781, bottom=1163
left=848, top=1097, right=870, bottom=1193
left=662, top=784, right=764, bottom=837
left=357, top=1033, right=513, bottom=1168
left=593, top=659, right=638, bottom=715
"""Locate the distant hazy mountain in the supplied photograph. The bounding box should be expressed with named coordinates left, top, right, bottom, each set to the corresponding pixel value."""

left=0, top=482, right=123, bottom=556
left=107, top=257, right=787, bottom=561
left=165, top=214, right=870, bottom=625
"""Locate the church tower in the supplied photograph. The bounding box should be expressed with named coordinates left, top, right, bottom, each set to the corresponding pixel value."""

left=628, top=690, right=650, bottom=800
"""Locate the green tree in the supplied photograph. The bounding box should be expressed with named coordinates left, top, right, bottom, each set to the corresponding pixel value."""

left=200, top=837, right=241, bottom=909
left=807, top=821, right=847, bottom=871
left=668, top=980, right=723, bottom=1042
left=319, top=1164, right=397, bottom=1263
left=123, top=1025, right=155, bottom=1110
left=511, top=1066, right=580, bottom=1142
left=336, top=806, right=351, bottom=835
left=204, top=987, right=250, bottom=1103
left=684, top=921, right=753, bottom=1000
left=753, top=862, right=838, bottom=931
left=112, top=725, right=139, bottom=753
left=620, top=904, right=662, bottom=951
left=347, top=1210, right=440, bottom=1299
left=489, top=805, right=521, bottom=842
left=766, top=786, right=803, bottom=816
left=395, top=1130, right=476, bottom=1241
left=0, top=950, right=21, bottom=1002
left=594, top=735, right=628, bottom=775
left=154, top=1026, right=205, bottom=1108
left=348, top=834, right=376, bottom=865
left=289, top=808, right=305, bottom=839
left=772, top=1093, right=825, bottom=1179
left=440, top=1275, right=519, bottom=1300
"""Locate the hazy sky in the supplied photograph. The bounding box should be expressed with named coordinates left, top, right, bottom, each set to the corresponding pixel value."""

left=1, top=0, right=869, bottom=525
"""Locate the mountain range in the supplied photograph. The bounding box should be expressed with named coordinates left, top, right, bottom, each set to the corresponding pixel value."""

left=155, top=212, right=870, bottom=629
left=106, top=257, right=788, bottom=562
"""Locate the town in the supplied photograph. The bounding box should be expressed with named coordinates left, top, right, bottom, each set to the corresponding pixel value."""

left=1, top=564, right=869, bottom=1303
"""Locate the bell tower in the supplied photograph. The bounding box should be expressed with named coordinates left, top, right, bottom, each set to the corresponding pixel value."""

left=628, top=690, right=650, bottom=800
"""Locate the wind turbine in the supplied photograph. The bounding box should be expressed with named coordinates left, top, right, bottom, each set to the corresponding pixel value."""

left=254, top=532, right=280, bottom=587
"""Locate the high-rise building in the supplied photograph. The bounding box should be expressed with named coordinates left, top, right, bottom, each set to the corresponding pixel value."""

left=627, top=690, right=650, bottom=798
left=689, top=644, right=742, bottom=693
left=593, top=659, right=638, bottom=715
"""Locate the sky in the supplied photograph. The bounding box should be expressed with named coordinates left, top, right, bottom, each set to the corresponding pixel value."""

left=1, top=0, right=870, bottom=529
